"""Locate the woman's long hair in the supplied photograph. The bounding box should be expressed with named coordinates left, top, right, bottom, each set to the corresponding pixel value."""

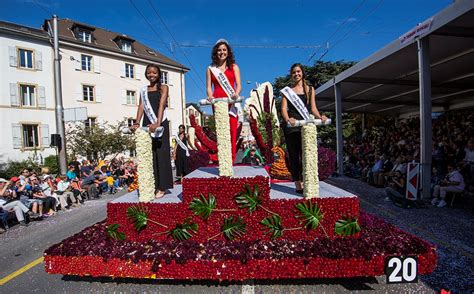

left=145, top=63, right=162, bottom=87
left=290, top=63, right=310, bottom=104
left=211, top=41, right=236, bottom=69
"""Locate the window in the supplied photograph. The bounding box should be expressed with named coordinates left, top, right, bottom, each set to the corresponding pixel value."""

left=77, top=29, right=92, bottom=43
left=20, top=84, right=36, bottom=107
left=127, top=118, right=136, bottom=127
left=161, top=71, right=168, bottom=84
left=81, top=55, right=92, bottom=71
left=84, top=117, right=96, bottom=128
left=18, top=49, right=33, bottom=69
left=22, top=124, right=39, bottom=148
left=121, top=41, right=132, bottom=53
left=125, top=63, right=134, bottom=78
left=82, top=85, right=94, bottom=102
left=126, top=90, right=136, bottom=105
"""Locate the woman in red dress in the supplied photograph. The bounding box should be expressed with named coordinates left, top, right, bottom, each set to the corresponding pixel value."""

left=206, top=39, right=242, bottom=164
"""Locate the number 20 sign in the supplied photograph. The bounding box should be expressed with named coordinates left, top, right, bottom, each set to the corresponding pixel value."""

left=385, top=256, right=418, bottom=284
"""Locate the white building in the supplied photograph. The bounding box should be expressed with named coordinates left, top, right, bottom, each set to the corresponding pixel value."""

left=185, top=103, right=203, bottom=127
left=49, top=18, right=188, bottom=137
left=0, top=21, right=56, bottom=163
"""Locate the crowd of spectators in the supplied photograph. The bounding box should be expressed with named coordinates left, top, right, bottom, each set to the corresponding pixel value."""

left=344, top=110, right=474, bottom=207
left=0, top=157, right=136, bottom=233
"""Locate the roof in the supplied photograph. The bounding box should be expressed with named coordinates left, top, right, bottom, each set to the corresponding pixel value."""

left=315, top=0, right=474, bottom=115
left=186, top=103, right=203, bottom=113
left=49, top=18, right=189, bottom=71
left=0, top=20, right=49, bottom=40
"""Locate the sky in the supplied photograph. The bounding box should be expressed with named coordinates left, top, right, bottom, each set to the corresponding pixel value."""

left=1, top=0, right=453, bottom=108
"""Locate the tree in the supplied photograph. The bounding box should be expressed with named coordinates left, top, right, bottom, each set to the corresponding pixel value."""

left=66, top=121, right=135, bottom=161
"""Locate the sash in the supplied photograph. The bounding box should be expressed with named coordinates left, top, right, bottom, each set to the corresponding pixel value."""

left=280, top=86, right=310, bottom=120
left=175, top=135, right=190, bottom=157
left=140, top=86, right=167, bottom=137
left=209, top=66, right=238, bottom=117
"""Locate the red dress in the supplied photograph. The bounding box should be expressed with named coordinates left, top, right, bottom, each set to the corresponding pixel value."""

left=211, top=65, right=239, bottom=164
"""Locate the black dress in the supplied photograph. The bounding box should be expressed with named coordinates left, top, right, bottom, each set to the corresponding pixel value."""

left=175, top=134, right=188, bottom=177
left=142, top=90, right=173, bottom=191
left=283, top=90, right=311, bottom=182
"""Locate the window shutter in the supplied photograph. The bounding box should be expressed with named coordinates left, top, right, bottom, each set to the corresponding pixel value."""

left=10, top=83, right=20, bottom=106
left=94, top=56, right=101, bottom=73
left=120, top=64, right=126, bottom=77
left=95, top=87, right=102, bottom=103
left=12, top=124, right=22, bottom=148
left=136, top=66, right=141, bottom=80
left=38, top=86, right=46, bottom=107
left=76, top=85, right=83, bottom=101
left=36, top=51, right=43, bottom=71
left=75, top=55, right=81, bottom=71
left=40, top=124, right=50, bottom=147
left=122, top=90, right=127, bottom=105
left=9, top=46, right=17, bottom=67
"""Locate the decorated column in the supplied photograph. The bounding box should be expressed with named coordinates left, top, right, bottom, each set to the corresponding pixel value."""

left=214, top=100, right=233, bottom=177
left=302, top=123, right=319, bottom=199
left=135, top=128, right=155, bottom=202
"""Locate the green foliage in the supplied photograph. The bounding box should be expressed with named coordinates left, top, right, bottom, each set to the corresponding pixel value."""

left=206, top=115, right=216, bottom=134
left=66, top=121, right=135, bottom=161
left=256, top=112, right=281, bottom=146
left=235, top=184, right=262, bottom=214
left=295, top=201, right=324, bottom=231
left=335, top=217, right=361, bottom=236
left=43, top=155, right=59, bottom=175
left=126, top=205, right=149, bottom=232
left=106, top=223, right=126, bottom=241
left=261, top=214, right=284, bottom=239
left=189, top=193, right=217, bottom=220
left=221, top=216, right=247, bottom=240
left=167, top=218, right=199, bottom=241
left=0, top=156, right=41, bottom=179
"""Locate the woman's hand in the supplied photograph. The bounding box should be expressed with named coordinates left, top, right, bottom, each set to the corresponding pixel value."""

left=231, top=93, right=239, bottom=100
left=130, top=123, right=139, bottom=131
left=207, top=96, right=214, bottom=102
left=148, top=123, right=160, bottom=133
left=320, top=115, right=328, bottom=123
left=288, top=118, right=296, bottom=127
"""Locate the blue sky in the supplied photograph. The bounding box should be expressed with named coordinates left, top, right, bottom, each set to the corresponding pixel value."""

left=2, top=0, right=452, bottom=106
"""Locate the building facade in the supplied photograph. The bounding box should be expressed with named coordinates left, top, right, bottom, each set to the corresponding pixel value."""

left=0, top=21, right=56, bottom=163
left=185, top=103, right=203, bottom=127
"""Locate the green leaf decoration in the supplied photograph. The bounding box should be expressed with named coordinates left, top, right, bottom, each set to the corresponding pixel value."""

left=261, top=214, right=284, bottom=239
left=189, top=193, right=217, bottom=220
left=235, top=184, right=262, bottom=213
left=335, top=217, right=361, bottom=236
left=221, top=216, right=247, bottom=240
left=295, top=201, right=324, bottom=231
left=106, top=223, right=126, bottom=241
left=168, top=218, right=199, bottom=241
left=126, top=205, right=149, bottom=232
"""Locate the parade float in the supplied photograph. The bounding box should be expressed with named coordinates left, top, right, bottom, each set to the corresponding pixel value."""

left=44, top=83, right=436, bottom=281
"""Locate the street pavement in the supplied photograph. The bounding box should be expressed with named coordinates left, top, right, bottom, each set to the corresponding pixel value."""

left=0, top=178, right=472, bottom=293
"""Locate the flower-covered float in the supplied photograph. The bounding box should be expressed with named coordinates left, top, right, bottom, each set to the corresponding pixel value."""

left=44, top=83, right=436, bottom=281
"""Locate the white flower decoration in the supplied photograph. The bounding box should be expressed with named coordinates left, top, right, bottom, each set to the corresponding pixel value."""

left=214, top=101, right=233, bottom=177
left=135, top=129, right=155, bottom=202
left=302, top=123, right=319, bottom=199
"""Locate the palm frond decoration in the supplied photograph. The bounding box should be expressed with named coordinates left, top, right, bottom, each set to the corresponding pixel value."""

left=261, top=214, right=284, bottom=239
left=127, top=205, right=168, bottom=232
left=221, top=216, right=247, bottom=240
left=295, top=201, right=328, bottom=237
left=189, top=193, right=217, bottom=220
left=235, top=184, right=262, bottom=213
left=106, top=223, right=126, bottom=241
left=335, top=217, right=361, bottom=236
left=167, top=217, right=199, bottom=241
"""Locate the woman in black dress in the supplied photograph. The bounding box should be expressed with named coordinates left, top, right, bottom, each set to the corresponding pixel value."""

left=280, top=63, right=327, bottom=194
left=173, top=124, right=189, bottom=182
left=131, top=64, right=173, bottom=198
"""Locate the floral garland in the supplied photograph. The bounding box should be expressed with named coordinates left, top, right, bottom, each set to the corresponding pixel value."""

left=302, top=124, right=319, bottom=199
left=214, top=101, right=233, bottom=177
left=135, top=129, right=155, bottom=202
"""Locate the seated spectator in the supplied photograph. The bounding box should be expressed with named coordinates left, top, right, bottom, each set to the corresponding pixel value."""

left=241, top=146, right=262, bottom=166
left=66, top=165, right=78, bottom=182
left=385, top=171, right=406, bottom=202
left=31, top=183, right=56, bottom=216
left=81, top=170, right=100, bottom=200
left=12, top=177, right=43, bottom=218
left=375, top=155, right=393, bottom=187
left=432, top=163, right=465, bottom=208
left=0, top=178, right=40, bottom=226
left=463, top=139, right=474, bottom=180
left=56, top=174, right=82, bottom=205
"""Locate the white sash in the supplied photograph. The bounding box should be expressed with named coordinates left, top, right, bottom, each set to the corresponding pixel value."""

left=280, top=86, right=310, bottom=120
left=140, top=86, right=167, bottom=137
left=209, top=66, right=238, bottom=117
left=175, top=135, right=190, bottom=157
